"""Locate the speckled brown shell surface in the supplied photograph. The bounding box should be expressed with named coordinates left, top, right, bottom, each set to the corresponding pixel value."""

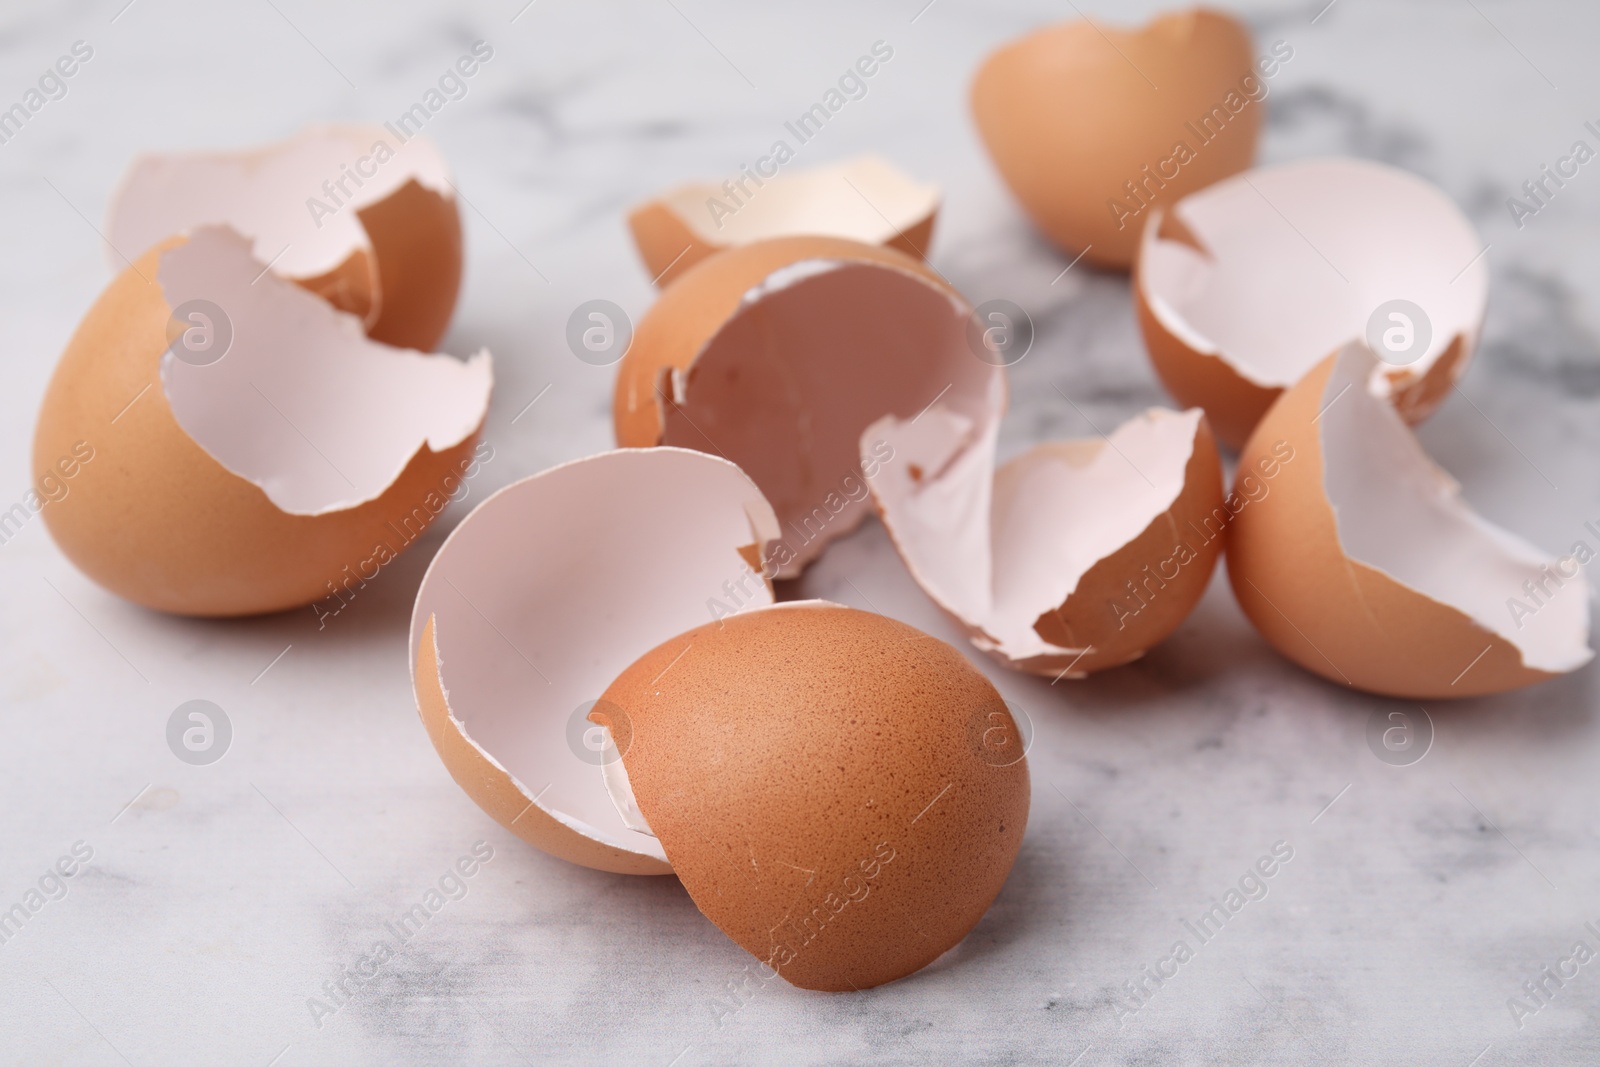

left=595, top=602, right=1030, bottom=991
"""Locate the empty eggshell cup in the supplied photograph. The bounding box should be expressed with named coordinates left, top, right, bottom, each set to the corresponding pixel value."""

left=33, top=224, right=492, bottom=616
left=627, top=155, right=939, bottom=287
left=411, top=447, right=1029, bottom=990
left=1136, top=157, right=1489, bottom=449
left=613, top=235, right=1003, bottom=577
left=863, top=404, right=1225, bottom=677
left=1228, top=343, right=1591, bottom=698
left=108, top=124, right=463, bottom=351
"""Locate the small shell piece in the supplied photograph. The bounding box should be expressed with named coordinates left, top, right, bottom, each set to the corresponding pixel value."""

left=614, top=235, right=1002, bottom=577
left=108, top=124, right=462, bottom=351
left=1136, top=158, right=1488, bottom=449
left=864, top=405, right=1225, bottom=676
left=410, top=448, right=780, bottom=875
left=628, top=156, right=939, bottom=287
left=1227, top=343, right=1592, bottom=698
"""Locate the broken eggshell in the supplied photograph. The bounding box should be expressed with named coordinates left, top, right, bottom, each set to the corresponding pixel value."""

left=410, top=447, right=781, bottom=875
left=863, top=405, right=1225, bottom=677
left=971, top=7, right=1264, bottom=270
left=107, top=124, right=462, bottom=351
left=613, top=235, right=1002, bottom=578
left=627, top=155, right=939, bottom=287
left=591, top=601, right=1029, bottom=991
left=1228, top=343, right=1592, bottom=698
left=33, top=224, right=491, bottom=616
left=1136, top=157, right=1488, bottom=449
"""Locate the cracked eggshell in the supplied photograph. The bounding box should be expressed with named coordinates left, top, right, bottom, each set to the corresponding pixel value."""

left=614, top=235, right=1002, bottom=578
left=627, top=156, right=939, bottom=287
left=108, top=124, right=462, bottom=351
left=591, top=601, right=1029, bottom=991
left=410, top=448, right=781, bottom=875
left=33, top=225, right=491, bottom=617
left=864, top=404, right=1224, bottom=677
left=1136, top=158, right=1488, bottom=449
left=971, top=7, right=1261, bottom=270
left=1228, top=343, right=1592, bottom=698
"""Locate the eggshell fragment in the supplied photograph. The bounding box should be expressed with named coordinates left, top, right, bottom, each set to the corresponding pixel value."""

left=108, top=124, right=462, bottom=351
left=34, top=225, right=491, bottom=616
left=1228, top=343, right=1592, bottom=698
left=592, top=601, right=1029, bottom=990
left=1136, top=158, right=1488, bottom=449
left=614, top=236, right=1001, bottom=577
left=863, top=405, right=1224, bottom=676
left=410, top=448, right=781, bottom=875
left=971, top=8, right=1262, bottom=269
left=628, top=156, right=939, bottom=286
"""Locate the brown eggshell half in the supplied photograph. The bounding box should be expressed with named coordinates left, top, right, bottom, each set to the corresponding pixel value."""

left=410, top=448, right=781, bottom=875
left=592, top=601, right=1029, bottom=990
left=33, top=225, right=491, bottom=617
left=863, top=405, right=1224, bottom=676
left=1228, top=343, right=1591, bottom=698
left=614, top=235, right=1003, bottom=578
left=107, top=124, right=462, bottom=351
left=971, top=7, right=1262, bottom=269
left=627, top=156, right=939, bottom=287
left=1136, top=158, right=1488, bottom=449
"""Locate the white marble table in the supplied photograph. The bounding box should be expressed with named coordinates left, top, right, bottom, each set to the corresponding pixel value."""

left=3, top=0, right=1599, bottom=1063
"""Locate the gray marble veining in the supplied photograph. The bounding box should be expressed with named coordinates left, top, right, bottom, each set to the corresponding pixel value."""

left=2, top=0, right=1599, bottom=1064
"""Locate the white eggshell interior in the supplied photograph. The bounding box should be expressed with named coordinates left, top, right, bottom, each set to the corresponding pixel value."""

left=410, top=448, right=781, bottom=864
left=658, top=155, right=938, bottom=248
left=157, top=225, right=491, bottom=516
left=1139, top=158, right=1488, bottom=391
left=864, top=400, right=1202, bottom=662
left=1320, top=343, right=1592, bottom=673
left=108, top=124, right=453, bottom=280
left=655, top=257, right=1000, bottom=577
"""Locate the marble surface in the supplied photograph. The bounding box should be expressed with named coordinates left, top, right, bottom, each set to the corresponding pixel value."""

left=3, top=0, right=1600, bottom=1063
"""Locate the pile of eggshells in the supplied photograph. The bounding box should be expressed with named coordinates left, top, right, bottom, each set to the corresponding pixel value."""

left=33, top=8, right=1589, bottom=992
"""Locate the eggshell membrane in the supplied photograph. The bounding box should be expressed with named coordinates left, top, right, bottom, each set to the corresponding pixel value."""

left=107, top=124, right=462, bottom=351
left=614, top=236, right=1001, bottom=577
left=864, top=405, right=1224, bottom=676
left=1136, top=158, right=1488, bottom=449
left=33, top=230, right=490, bottom=617
left=409, top=448, right=782, bottom=875
left=628, top=156, right=939, bottom=287
left=971, top=7, right=1261, bottom=269
left=159, top=227, right=490, bottom=516
left=1228, top=344, right=1592, bottom=698
left=593, top=601, right=1029, bottom=991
